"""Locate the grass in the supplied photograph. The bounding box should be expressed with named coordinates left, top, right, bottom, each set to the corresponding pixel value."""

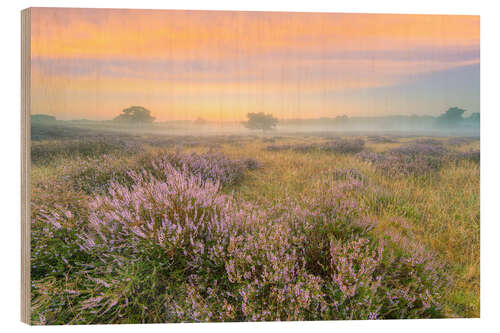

left=29, top=131, right=480, bottom=323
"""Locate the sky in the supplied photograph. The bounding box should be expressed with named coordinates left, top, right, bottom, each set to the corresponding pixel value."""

left=30, top=8, right=480, bottom=122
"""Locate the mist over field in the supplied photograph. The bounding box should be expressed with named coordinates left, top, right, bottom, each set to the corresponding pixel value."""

left=31, top=109, right=480, bottom=140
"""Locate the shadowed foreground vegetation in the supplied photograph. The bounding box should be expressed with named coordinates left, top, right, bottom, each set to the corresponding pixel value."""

left=30, top=129, right=479, bottom=324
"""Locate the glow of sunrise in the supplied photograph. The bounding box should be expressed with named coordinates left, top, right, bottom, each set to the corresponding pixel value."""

left=30, top=8, right=480, bottom=122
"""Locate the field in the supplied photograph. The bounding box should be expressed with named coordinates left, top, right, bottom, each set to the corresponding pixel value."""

left=29, top=125, right=480, bottom=324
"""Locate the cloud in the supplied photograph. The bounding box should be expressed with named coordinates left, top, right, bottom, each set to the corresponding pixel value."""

left=31, top=8, right=479, bottom=60
left=29, top=8, right=480, bottom=121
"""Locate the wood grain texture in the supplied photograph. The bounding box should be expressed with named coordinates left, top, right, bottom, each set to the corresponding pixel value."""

left=21, top=7, right=31, bottom=325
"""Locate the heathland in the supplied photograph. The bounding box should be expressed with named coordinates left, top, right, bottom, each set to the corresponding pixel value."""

left=29, top=123, right=479, bottom=324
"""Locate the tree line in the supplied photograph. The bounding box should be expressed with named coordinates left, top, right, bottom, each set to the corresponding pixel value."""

left=31, top=106, right=479, bottom=132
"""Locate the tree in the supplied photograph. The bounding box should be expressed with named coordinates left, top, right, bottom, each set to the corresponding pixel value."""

left=468, top=112, right=480, bottom=123
left=31, top=114, right=56, bottom=123
left=194, top=117, right=208, bottom=125
left=242, top=112, right=278, bottom=132
left=113, top=106, right=155, bottom=124
left=335, top=115, right=349, bottom=123
left=436, top=107, right=466, bottom=127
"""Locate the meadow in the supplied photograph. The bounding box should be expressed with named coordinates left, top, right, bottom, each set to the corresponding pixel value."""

left=29, top=126, right=480, bottom=324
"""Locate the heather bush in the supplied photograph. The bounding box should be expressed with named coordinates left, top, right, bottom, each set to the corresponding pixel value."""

left=31, top=163, right=450, bottom=323
left=381, top=155, right=443, bottom=176
left=265, top=139, right=364, bottom=154
left=447, top=137, right=477, bottom=146
left=452, top=149, right=480, bottom=164
left=33, top=165, right=241, bottom=323
left=356, top=151, right=384, bottom=164
left=368, top=136, right=397, bottom=143
left=31, top=179, right=94, bottom=280
left=51, top=151, right=260, bottom=196
left=322, top=138, right=365, bottom=154
left=31, top=139, right=139, bottom=166
left=81, top=165, right=240, bottom=265
left=357, top=144, right=448, bottom=176
left=65, top=155, right=136, bottom=194
left=265, top=144, right=288, bottom=152
left=332, top=168, right=366, bottom=183
left=388, top=143, right=447, bottom=158
left=275, top=178, right=448, bottom=320
left=413, top=138, right=443, bottom=145
left=242, top=157, right=261, bottom=170
left=148, top=151, right=258, bottom=186
left=266, top=143, right=316, bottom=152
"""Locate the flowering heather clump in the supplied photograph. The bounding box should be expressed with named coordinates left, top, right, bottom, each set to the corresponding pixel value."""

left=325, top=238, right=385, bottom=319
left=31, top=183, right=93, bottom=280
left=452, top=149, right=480, bottom=164
left=388, top=143, right=447, bottom=158
left=266, top=139, right=365, bottom=154
left=65, top=155, right=135, bottom=194
left=258, top=178, right=449, bottom=320
left=81, top=165, right=240, bottom=267
left=241, top=157, right=261, bottom=170
left=149, top=151, right=259, bottom=186
left=357, top=144, right=448, bottom=176
left=447, top=137, right=477, bottom=146
left=266, top=143, right=316, bottom=152
left=322, top=138, right=365, bottom=154
left=368, top=136, right=397, bottom=143
left=332, top=168, right=366, bottom=183
left=265, top=144, right=290, bottom=152
left=59, top=165, right=245, bottom=322
left=31, top=139, right=140, bottom=165
left=356, top=151, right=385, bottom=164
left=379, top=154, right=443, bottom=176
left=413, top=138, right=443, bottom=145
left=380, top=228, right=451, bottom=318
left=386, top=144, right=447, bottom=175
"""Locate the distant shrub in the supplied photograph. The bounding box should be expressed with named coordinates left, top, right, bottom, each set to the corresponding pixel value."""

left=379, top=155, right=443, bottom=176
left=368, top=136, right=397, bottom=143
left=262, top=137, right=276, bottom=143
left=388, top=144, right=447, bottom=158
left=242, top=157, right=261, bottom=170
left=332, top=168, right=366, bottom=183
left=357, top=144, right=448, bottom=176
left=452, top=149, right=480, bottom=164
left=266, top=144, right=315, bottom=152
left=266, top=139, right=365, bottom=154
left=447, top=137, right=477, bottom=146
left=323, top=138, right=365, bottom=154
left=413, top=138, right=443, bottom=145
left=31, top=139, right=140, bottom=165
left=266, top=144, right=287, bottom=152
left=356, top=151, right=384, bottom=164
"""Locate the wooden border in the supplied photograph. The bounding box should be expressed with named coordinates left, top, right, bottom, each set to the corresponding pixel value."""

left=21, top=7, right=31, bottom=325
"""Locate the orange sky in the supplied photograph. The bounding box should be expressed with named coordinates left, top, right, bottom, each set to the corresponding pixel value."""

left=30, top=8, right=480, bottom=121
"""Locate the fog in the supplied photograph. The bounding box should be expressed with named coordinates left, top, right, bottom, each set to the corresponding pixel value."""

left=31, top=112, right=479, bottom=141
